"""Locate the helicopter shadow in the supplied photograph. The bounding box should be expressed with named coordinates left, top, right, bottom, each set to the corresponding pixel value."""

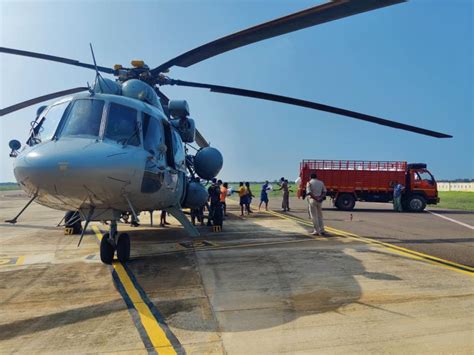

left=124, top=206, right=405, bottom=333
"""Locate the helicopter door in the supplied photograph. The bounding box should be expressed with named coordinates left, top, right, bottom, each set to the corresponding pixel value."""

left=141, top=113, right=165, bottom=193
left=162, top=119, right=181, bottom=193
left=162, top=120, right=175, bottom=169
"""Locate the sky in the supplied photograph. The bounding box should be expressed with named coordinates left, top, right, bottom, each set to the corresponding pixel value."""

left=1, top=0, right=472, bottom=183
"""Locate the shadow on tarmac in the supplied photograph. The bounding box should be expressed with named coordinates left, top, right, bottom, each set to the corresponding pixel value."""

left=124, top=207, right=403, bottom=333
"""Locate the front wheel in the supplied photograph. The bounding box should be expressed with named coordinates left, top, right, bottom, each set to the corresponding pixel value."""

left=336, top=193, right=356, bottom=211
left=100, top=233, right=115, bottom=264
left=407, top=195, right=426, bottom=212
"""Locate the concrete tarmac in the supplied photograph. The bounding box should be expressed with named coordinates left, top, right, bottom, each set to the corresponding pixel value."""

left=1, top=191, right=473, bottom=354
left=266, top=196, right=474, bottom=267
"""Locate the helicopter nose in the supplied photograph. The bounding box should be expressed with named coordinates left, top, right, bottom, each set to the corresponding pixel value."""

left=14, top=139, right=147, bottom=205
left=14, top=144, right=61, bottom=192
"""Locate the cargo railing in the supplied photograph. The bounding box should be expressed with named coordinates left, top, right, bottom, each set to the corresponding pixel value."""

left=300, top=160, right=407, bottom=172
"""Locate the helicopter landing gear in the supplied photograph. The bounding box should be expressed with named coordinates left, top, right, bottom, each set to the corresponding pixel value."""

left=99, top=220, right=131, bottom=264
left=116, top=233, right=130, bottom=263
left=100, top=233, right=115, bottom=264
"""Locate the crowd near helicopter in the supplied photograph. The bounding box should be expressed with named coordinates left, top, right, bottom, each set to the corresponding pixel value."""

left=1, top=0, right=451, bottom=265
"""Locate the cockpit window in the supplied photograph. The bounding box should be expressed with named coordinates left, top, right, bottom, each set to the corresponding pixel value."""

left=104, top=103, right=140, bottom=146
left=59, top=99, right=104, bottom=138
left=34, top=101, right=71, bottom=142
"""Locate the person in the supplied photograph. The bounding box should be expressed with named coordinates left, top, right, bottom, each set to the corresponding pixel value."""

left=259, top=180, right=271, bottom=211
left=245, top=182, right=254, bottom=214
left=191, top=206, right=205, bottom=226
left=238, top=182, right=248, bottom=216
left=160, top=210, right=169, bottom=227
left=306, top=173, right=327, bottom=236
left=393, top=182, right=405, bottom=212
left=277, top=178, right=292, bottom=211
left=207, top=178, right=222, bottom=226
left=220, top=182, right=229, bottom=217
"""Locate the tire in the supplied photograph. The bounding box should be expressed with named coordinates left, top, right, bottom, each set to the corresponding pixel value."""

left=116, top=233, right=131, bottom=263
left=336, top=193, right=356, bottom=211
left=407, top=195, right=426, bottom=212
left=100, top=233, right=115, bottom=264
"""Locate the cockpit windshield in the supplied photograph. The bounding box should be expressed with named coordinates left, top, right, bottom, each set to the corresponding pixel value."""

left=58, top=99, right=104, bottom=138
left=31, top=100, right=71, bottom=144
left=104, top=103, right=140, bottom=146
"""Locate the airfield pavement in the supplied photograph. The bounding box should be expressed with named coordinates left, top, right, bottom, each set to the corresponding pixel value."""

left=0, top=190, right=473, bottom=354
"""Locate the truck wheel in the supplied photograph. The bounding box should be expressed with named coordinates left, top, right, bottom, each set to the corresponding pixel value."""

left=407, top=195, right=426, bottom=212
left=336, top=194, right=356, bottom=211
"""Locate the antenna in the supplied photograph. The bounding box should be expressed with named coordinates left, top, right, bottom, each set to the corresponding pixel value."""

left=89, top=43, right=113, bottom=93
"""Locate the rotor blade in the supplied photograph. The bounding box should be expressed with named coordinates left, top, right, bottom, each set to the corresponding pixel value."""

left=151, top=0, right=405, bottom=74
left=195, top=128, right=210, bottom=148
left=1, top=87, right=88, bottom=116
left=168, top=80, right=452, bottom=138
left=1, top=47, right=114, bottom=74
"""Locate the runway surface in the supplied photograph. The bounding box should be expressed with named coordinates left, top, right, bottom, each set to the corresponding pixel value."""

left=1, top=191, right=473, bottom=354
left=267, top=196, right=474, bottom=267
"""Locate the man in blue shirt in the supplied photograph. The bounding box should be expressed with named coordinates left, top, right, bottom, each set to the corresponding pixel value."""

left=393, top=182, right=405, bottom=212
left=259, top=180, right=271, bottom=211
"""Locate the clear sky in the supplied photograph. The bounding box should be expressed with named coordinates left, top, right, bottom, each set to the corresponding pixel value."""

left=1, top=0, right=472, bottom=183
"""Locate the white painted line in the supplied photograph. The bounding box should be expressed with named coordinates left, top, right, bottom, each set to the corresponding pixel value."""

left=427, top=210, right=474, bottom=230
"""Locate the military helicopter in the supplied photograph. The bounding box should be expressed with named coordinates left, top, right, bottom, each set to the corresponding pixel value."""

left=1, top=0, right=451, bottom=265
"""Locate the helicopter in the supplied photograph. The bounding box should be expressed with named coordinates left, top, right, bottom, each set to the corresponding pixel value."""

left=1, top=0, right=452, bottom=265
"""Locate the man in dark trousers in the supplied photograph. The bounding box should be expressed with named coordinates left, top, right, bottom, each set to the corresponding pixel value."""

left=207, top=178, right=223, bottom=227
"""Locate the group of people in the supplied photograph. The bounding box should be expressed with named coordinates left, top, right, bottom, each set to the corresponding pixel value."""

left=122, top=175, right=407, bottom=239
left=191, top=178, right=229, bottom=227
left=238, top=182, right=255, bottom=216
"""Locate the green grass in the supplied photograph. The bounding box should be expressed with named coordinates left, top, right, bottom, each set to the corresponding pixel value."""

left=232, top=182, right=474, bottom=211
left=229, top=182, right=299, bottom=198
left=436, top=191, right=474, bottom=211
left=0, top=183, right=20, bottom=191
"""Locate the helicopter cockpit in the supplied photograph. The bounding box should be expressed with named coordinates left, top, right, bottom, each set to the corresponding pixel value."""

left=26, top=95, right=187, bottom=176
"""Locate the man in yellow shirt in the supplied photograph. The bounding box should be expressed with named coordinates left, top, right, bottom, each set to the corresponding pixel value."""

left=238, top=182, right=248, bottom=216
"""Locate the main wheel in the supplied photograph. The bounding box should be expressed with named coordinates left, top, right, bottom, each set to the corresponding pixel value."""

left=407, top=195, right=426, bottom=212
left=100, top=233, right=115, bottom=264
left=116, top=233, right=130, bottom=263
left=336, top=193, right=356, bottom=211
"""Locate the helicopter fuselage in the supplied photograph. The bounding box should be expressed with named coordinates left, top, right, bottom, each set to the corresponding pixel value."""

left=13, top=92, right=188, bottom=220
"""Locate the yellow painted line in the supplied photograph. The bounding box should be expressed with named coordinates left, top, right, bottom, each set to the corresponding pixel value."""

left=0, top=258, right=11, bottom=266
left=92, top=226, right=177, bottom=354
left=15, top=256, right=25, bottom=265
left=265, top=210, right=474, bottom=276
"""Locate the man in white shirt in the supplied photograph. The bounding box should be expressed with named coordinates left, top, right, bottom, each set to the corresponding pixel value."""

left=306, top=173, right=327, bottom=236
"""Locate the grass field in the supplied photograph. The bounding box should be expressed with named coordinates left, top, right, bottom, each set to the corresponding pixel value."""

left=0, top=183, right=20, bottom=191
left=437, top=191, right=474, bottom=211
left=235, top=183, right=473, bottom=211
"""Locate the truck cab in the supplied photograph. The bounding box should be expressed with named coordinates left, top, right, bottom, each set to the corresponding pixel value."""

left=405, top=163, right=439, bottom=211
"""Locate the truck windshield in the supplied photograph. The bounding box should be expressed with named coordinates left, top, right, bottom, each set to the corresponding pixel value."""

left=59, top=99, right=105, bottom=138
left=415, top=171, right=434, bottom=184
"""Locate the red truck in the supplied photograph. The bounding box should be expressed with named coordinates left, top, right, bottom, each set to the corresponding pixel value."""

left=297, top=160, right=439, bottom=212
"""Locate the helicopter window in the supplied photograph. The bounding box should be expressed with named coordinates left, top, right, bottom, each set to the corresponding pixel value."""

left=36, top=101, right=71, bottom=142
left=105, top=103, right=140, bottom=146
left=142, top=113, right=164, bottom=156
left=59, top=99, right=104, bottom=138
left=172, top=130, right=186, bottom=170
